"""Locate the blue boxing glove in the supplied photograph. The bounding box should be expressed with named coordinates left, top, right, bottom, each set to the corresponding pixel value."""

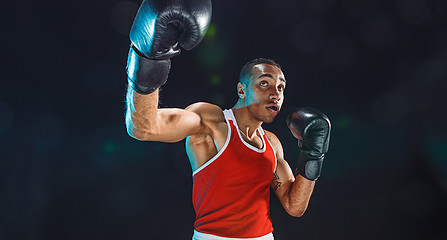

left=126, top=0, right=212, bottom=94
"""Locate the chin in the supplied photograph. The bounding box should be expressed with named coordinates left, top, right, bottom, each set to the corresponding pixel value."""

left=263, top=115, right=276, bottom=123
left=260, top=111, right=279, bottom=123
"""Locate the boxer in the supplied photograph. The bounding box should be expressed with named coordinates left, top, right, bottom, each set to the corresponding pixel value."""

left=125, top=1, right=331, bottom=239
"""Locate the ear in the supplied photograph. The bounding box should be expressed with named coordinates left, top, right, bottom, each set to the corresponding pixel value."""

left=237, top=82, right=245, bottom=99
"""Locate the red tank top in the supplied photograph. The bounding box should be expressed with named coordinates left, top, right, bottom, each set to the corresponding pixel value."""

left=192, top=109, right=277, bottom=238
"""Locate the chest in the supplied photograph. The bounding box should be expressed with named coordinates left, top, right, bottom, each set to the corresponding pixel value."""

left=193, top=122, right=276, bottom=184
left=212, top=122, right=264, bottom=151
left=186, top=120, right=273, bottom=173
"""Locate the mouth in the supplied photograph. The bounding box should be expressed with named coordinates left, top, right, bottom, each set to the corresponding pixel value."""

left=266, top=105, right=280, bottom=113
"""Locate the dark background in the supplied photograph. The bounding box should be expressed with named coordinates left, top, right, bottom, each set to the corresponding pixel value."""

left=1, top=0, right=447, bottom=239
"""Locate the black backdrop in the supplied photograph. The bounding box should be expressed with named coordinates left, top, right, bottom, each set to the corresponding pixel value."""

left=1, top=0, right=447, bottom=239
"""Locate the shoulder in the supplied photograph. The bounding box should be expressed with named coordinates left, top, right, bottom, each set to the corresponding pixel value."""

left=186, top=102, right=225, bottom=124
left=264, top=130, right=284, bottom=156
left=264, top=130, right=280, bottom=145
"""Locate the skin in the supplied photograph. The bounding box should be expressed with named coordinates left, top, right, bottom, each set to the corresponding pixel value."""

left=125, top=63, right=315, bottom=217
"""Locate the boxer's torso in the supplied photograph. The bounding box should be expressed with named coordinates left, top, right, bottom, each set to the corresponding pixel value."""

left=185, top=104, right=266, bottom=172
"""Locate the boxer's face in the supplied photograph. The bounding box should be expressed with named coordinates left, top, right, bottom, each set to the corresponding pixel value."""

left=238, top=64, right=286, bottom=123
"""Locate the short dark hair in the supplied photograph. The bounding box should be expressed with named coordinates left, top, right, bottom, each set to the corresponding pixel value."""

left=239, top=58, right=281, bottom=84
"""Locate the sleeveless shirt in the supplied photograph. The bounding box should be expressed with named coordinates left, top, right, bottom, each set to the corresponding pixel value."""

left=192, top=109, right=277, bottom=238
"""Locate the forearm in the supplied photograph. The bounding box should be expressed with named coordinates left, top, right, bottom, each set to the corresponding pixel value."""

left=284, top=174, right=315, bottom=217
left=281, top=107, right=330, bottom=216
left=125, top=87, right=160, bottom=139
left=124, top=0, right=211, bottom=141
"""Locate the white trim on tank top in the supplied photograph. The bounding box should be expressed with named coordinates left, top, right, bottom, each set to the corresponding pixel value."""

left=191, top=109, right=272, bottom=176
left=262, top=130, right=278, bottom=173
left=227, top=109, right=266, bottom=153
left=192, top=109, right=233, bottom=176
left=192, top=230, right=274, bottom=240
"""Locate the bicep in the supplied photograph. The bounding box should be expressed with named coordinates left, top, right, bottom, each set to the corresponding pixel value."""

left=129, top=107, right=203, bottom=143
left=267, top=132, right=295, bottom=199
left=129, top=102, right=220, bottom=143
left=151, top=108, right=203, bottom=142
left=271, top=157, right=295, bottom=200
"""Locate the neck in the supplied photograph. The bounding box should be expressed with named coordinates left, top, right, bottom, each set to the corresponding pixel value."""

left=232, top=101, right=263, bottom=139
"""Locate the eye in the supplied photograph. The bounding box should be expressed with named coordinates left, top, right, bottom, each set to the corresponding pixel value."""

left=260, top=81, right=268, bottom=87
left=278, top=85, right=285, bottom=91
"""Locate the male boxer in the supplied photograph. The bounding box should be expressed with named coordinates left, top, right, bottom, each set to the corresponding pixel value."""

left=125, top=0, right=331, bottom=239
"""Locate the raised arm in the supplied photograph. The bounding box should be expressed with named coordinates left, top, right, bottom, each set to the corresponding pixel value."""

left=124, top=0, right=212, bottom=142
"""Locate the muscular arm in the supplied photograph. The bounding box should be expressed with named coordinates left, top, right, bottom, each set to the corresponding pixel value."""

left=124, top=0, right=212, bottom=143
left=267, top=131, right=315, bottom=217
left=125, top=87, right=204, bottom=143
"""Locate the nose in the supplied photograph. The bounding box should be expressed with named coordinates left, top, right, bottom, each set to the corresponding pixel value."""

left=269, top=87, right=282, bottom=101
left=269, top=92, right=281, bottom=101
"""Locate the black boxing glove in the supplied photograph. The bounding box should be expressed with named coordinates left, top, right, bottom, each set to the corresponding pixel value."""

left=126, top=0, right=212, bottom=94
left=287, top=107, right=331, bottom=181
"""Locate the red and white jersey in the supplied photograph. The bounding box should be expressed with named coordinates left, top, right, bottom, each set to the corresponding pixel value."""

left=192, top=109, right=277, bottom=239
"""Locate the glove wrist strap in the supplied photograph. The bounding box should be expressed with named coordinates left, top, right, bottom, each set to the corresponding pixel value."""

left=297, top=151, right=324, bottom=181
left=126, top=46, right=171, bottom=94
